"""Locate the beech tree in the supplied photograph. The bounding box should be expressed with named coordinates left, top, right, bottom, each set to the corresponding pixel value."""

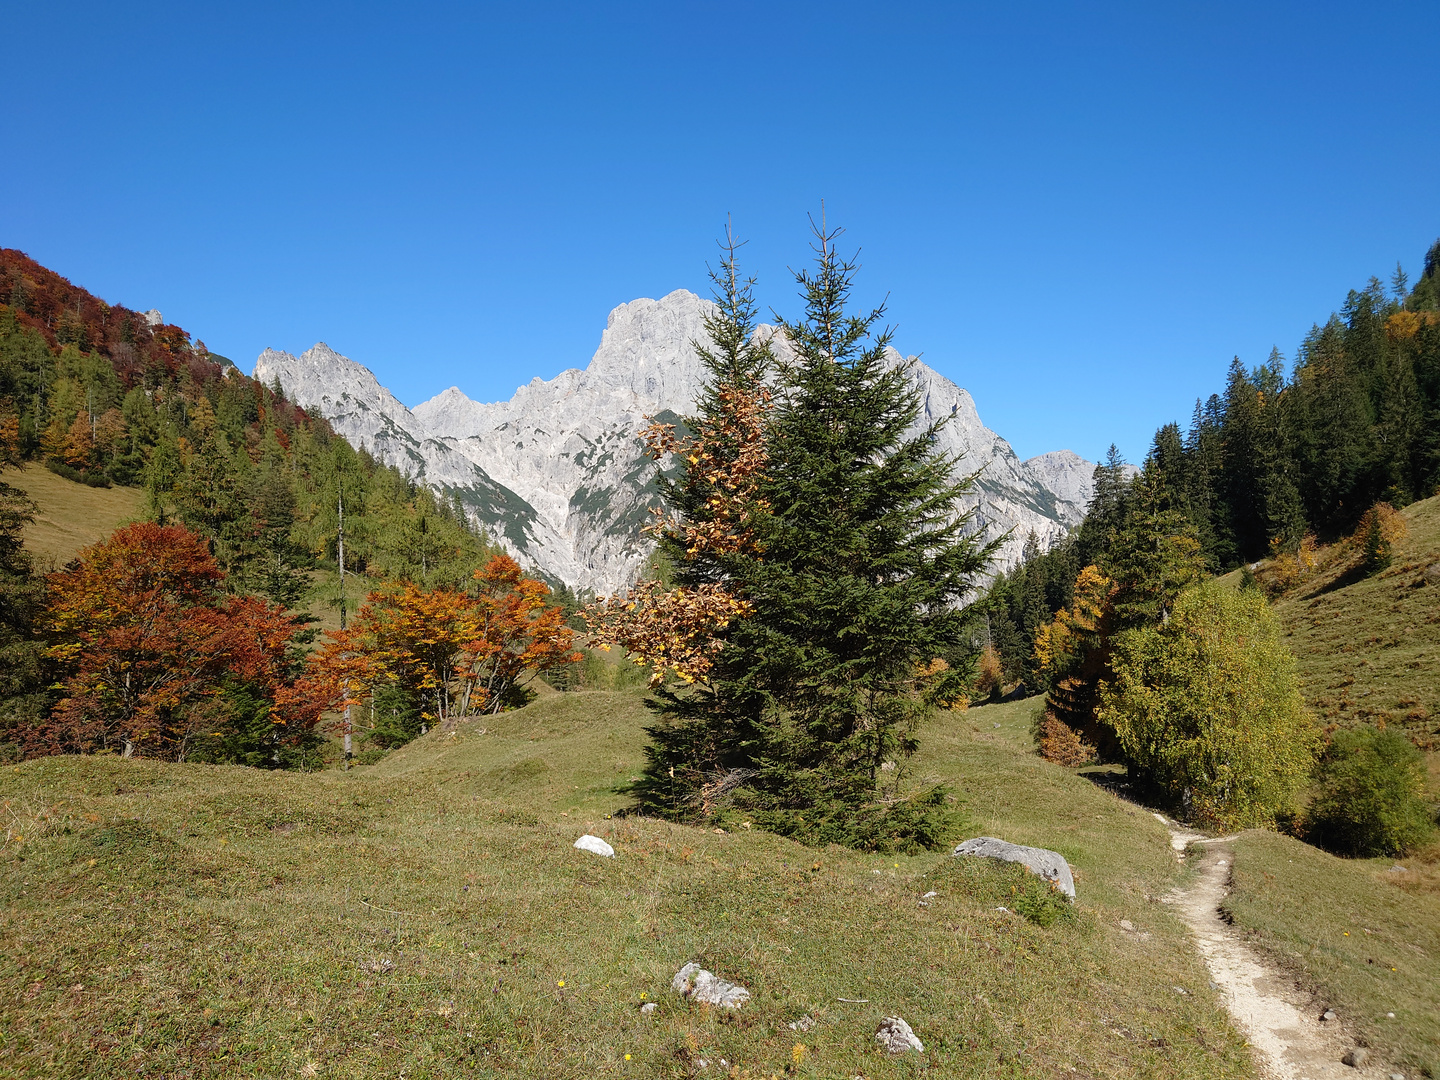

left=308, top=555, right=581, bottom=741
left=35, top=523, right=319, bottom=763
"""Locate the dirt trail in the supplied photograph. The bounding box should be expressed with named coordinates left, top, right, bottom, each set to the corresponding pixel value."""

left=1158, top=816, right=1389, bottom=1080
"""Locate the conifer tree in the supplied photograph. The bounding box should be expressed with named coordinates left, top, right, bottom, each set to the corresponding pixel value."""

left=631, top=217, right=998, bottom=851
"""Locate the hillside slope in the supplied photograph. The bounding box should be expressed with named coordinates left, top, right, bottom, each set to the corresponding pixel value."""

left=1, top=694, right=1257, bottom=1079
left=1270, top=493, right=1440, bottom=752
left=4, top=465, right=143, bottom=568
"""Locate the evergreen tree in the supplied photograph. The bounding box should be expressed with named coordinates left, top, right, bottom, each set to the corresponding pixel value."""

left=634, top=219, right=997, bottom=852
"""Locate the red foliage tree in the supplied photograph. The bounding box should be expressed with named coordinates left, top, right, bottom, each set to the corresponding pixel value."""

left=34, top=523, right=317, bottom=759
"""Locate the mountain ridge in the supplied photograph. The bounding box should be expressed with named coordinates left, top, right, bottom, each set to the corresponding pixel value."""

left=256, top=290, right=1107, bottom=593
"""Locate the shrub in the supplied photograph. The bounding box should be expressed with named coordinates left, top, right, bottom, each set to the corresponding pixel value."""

left=1308, top=727, right=1435, bottom=857
left=974, top=645, right=1004, bottom=702
left=1356, top=502, right=1407, bottom=576
left=44, top=459, right=111, bottom=488
left=1035, top=708, right=1096, bottom=766
left=1098, top=580, right=1319, bottom=829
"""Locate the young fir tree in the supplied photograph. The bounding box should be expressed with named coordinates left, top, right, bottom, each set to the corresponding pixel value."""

left=635, top=217, right=999, bottom=852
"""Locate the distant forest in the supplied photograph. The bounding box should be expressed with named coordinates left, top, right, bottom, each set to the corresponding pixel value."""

left=0, top=248, right=499, bottom=600
left=975, top=239, right=1440, bottom=687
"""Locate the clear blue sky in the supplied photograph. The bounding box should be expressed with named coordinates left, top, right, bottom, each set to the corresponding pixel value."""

left=4, top=1, right=1437, bottom=463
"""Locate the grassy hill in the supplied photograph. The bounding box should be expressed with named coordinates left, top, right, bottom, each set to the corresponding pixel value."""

left=2, top=694, right=1259, bottom=1080
left=1270, top=492, right=1440, bottom=755
left=1209, top=493, right=1440, bottom=1075
left=5, top=465, right=144, bottom=569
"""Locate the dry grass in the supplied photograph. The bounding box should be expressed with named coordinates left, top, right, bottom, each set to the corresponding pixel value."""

left=1267, top=493, right=1440, bottom=752
left=4, top=465, right=144, bottom=570
left=0, top=693, right=1256, bottom=1079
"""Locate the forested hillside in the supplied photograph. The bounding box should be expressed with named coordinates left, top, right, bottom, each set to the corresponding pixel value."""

left=0, top=249, right=499, bottom=594
left=975, top=239, right=1440, bottom=691
left=0, top=249, right=536, bottom=767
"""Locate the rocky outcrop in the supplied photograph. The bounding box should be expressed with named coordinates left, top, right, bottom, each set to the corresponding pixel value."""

left=953, top=836, right=1076, bottom=899
left=256, top=290, right=1109, bottom=594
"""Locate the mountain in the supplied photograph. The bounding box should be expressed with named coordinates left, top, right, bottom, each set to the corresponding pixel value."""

left=255, top=290, right=1105, bottom=594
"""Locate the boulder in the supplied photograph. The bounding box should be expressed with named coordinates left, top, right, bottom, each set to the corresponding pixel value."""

left=671, top=962, right=750, bottom=1008
left=573, top=834, right=615, bottom=857
left=953, top=836, right=1075, bottom=899
left=1342, top=1047, right=1368, bottom=1068
left=875, top=1016, right=924, bottom=1054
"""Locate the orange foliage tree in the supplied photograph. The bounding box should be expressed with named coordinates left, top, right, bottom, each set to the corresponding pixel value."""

left=584, top=379, right=769, bottom=686
left=35, top=523, right=318, bottom=760
left=307, top=555, right=580, bottom=732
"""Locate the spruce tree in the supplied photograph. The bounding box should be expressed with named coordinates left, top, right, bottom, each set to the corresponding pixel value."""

left=633, top=218, right=998, bottom=852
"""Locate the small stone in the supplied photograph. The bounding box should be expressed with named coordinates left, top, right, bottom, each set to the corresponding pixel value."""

left=1386, top=1012, right=1395, bottom=1018
left=1388, top=1073, right=1405, bottom=1080
left=1322, top=1009, right=1337, bottom=1022
left=1173, top=986, right=1188, bottom=995
left=573, top=834, right=614, bottom=857
left=875, top=1015, right=924, bottom=1054
left=640, top=1001, right=657, bottom=1015
left=1342, top=1048, right=1368, bottom=1068
left=1119, top=919, right=1135, bottom=932
left=1423, top=562, right=1440, bottom=584
left=788, top=1014, right=815, bottom=1032
left=671, top=962, right=750, bottom=1008
left=1390, top=864, right=1406, bottom=873
left=922, top=891, right=938, bottom=899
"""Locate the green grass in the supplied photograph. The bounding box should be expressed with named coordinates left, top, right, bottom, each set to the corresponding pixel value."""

left=1222, top=829, right=1440, bottom=1076
left=1, top=693, right=1256, bottom=1079
left=5, top=464, right=144, bottom=569
left=1270, top=492, right=1440, bottom=752
left=1202, top=494, right=1440, bottom=1077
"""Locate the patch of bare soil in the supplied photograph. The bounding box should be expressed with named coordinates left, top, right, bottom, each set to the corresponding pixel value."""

left=1159, top=818, right=1393, bottom=1080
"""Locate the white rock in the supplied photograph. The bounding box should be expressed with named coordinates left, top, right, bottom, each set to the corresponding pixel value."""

left=671, top=962, right=750, bottom=1008
left=257, top=292, right=1116, bottom=594
left=640, top=1001, right=657, bottom=1015
left=875, top=1015, right=924, bottom=1054
left=922, top=891, right=938, bottom=899
left=573, top=834, right=614, bottom=858
left=788, top=1014, right=815, bottom=1032
left=954, top=836, right=1076, bottom=899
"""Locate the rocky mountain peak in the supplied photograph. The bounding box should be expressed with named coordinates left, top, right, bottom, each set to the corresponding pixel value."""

left=257, top=291, right=1106, bottom=593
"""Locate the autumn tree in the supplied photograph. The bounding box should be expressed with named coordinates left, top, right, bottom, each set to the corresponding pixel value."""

left=35, top=523, right=320, bottom=764
left=308, top=555, right=580, bottom=744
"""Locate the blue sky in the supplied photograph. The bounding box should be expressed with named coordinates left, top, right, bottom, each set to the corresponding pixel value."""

left=3, top=1, right=1437, bottom=463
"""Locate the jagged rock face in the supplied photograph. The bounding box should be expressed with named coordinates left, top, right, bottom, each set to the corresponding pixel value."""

left=255, top=291, right=1104, bottom=594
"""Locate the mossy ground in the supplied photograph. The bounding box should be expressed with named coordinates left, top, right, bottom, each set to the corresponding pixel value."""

left=1, top=695, right=1255, bottom=1079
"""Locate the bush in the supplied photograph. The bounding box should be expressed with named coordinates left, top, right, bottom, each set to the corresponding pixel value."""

left=974, top=645, right=1004, bottom=702
left=1034, top=708, right=1096, bottom=766
left=1356, top=502, right=1407, bottom=576
left=44, top=460, right=111, bottom=488
left=1098, top=580, right=1319, bottom=829
left=1308, top=727, right=1435, bottom=857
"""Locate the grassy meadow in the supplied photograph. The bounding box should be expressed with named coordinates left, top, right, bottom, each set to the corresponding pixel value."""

left=1269, top=492, right=1440, bottom=754
left=1210, top=493, right=1440, bottom=1078
left=1, top=694, right=1258, bottom=1080
left=6, top=464, right=145, bottom=570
